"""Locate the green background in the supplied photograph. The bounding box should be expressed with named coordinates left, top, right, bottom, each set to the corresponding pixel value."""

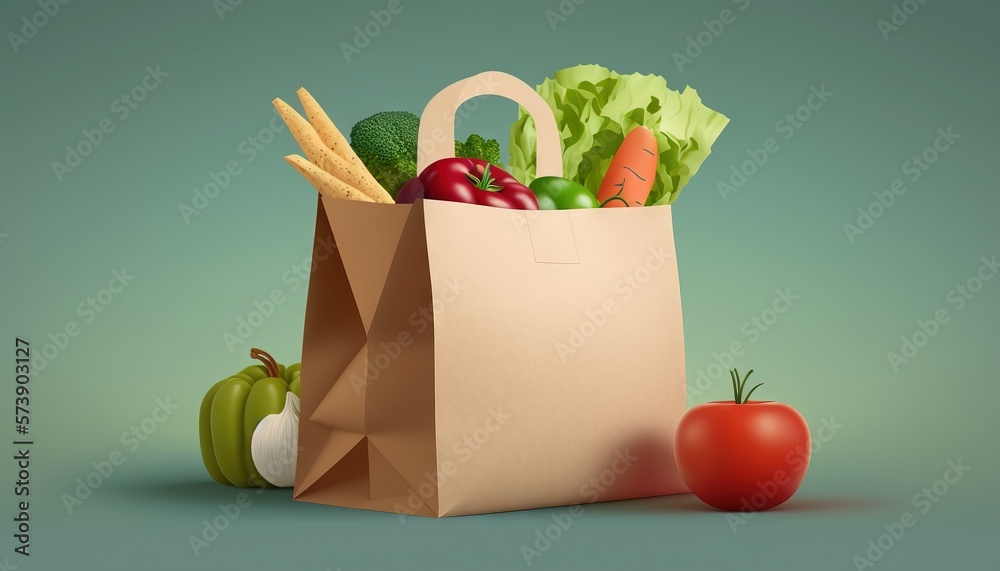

left=1, top=0, right=997, bottom=569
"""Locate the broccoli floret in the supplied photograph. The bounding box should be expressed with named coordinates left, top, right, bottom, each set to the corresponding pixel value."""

left=349, top=111, right=420, bottom=198
left=350, top=111, right=505, bottom=197
left=455, top=134, right=502, bottom=167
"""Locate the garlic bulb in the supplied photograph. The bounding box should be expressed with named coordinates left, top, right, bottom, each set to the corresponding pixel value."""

left=250, top=392, right=300, bottom=487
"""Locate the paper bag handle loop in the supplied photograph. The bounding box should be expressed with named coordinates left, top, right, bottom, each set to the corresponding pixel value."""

left=416, top=71, right=562, bottom=178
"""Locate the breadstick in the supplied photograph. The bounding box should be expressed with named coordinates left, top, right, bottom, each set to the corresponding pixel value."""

left=285, top=154, right=374, bottom=202
left=273, top=98, right=393, bottom=203
left=296, top=87, right=383, bottom=193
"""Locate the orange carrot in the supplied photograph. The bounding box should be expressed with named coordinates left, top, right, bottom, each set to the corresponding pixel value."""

left=596, top=126, right=659, bottom=208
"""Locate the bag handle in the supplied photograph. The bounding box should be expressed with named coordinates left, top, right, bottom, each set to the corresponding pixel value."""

left=416, top=71, right=562, bottom=177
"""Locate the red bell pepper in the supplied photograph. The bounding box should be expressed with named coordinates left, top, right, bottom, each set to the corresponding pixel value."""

left=396, top=158, right=539, bottom=210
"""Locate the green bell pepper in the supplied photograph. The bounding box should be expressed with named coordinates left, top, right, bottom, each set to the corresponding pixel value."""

left=199, top=348, right=301, bottom=488
left=529, top=176, right=599, bottom=210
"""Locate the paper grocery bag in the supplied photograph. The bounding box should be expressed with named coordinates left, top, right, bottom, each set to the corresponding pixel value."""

left=294, top=71, right=688, bottom=517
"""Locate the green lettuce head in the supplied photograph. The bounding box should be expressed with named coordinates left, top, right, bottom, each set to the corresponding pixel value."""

left=509, top=64, right=730, bottom=205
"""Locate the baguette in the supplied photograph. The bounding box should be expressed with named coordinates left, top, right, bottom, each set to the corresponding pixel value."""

left=284, top=154, right=374, bottom=202
left=273, top=98, right=393, bottom=203
left=296, top=87, right=383, bottom=193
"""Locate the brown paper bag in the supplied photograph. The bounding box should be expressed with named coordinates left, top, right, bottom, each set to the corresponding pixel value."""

left=294, top=71, right=688, bottom=517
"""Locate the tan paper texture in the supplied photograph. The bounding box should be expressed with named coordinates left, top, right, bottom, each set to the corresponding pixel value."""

left=294, top=198, right=687, bottom=517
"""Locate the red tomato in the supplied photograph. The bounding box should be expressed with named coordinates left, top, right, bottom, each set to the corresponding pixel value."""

left=674, top=400, right=810, bottom=511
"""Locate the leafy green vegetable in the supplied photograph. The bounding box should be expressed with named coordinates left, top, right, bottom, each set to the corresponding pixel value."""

left=508, top=64, right=729, bottom=205
left=349, top=112, right=505, bottom=198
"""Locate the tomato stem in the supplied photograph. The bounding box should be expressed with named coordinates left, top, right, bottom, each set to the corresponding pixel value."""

left=730, top=368, right=764, bottom=403
left=465, top=163, right=503, bottom=192
left=742, top=383, right=764, bottom=402
left=250, top=348, right=280, bottom=378
left=730, top=369, right=739, bottom=403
